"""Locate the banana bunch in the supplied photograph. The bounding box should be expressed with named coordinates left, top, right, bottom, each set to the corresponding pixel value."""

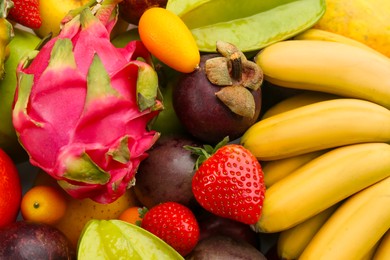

left=277, top=204, right=339, bottom=259
left=254, top=30, right=390, bottom=110
left=262, top=149, right=327, bottom=187
left=299, top=176, right=390, bottom=260
left=241, top=29, right=390, bottom=161
left=240, top=29, right=390, bottom=259
left=261, top=91, right=340, bottom=119
left=253, top=142, right=390, bottom=233
left=241, top=98, right=390, bottom=161
left=0, top=0, right=14, bottom=80
left=275, top=177, right=390, bottom=259
left=374, top=230, right=390, bottom=260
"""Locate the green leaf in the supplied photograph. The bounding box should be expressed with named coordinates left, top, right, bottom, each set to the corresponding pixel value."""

left=184, top=136, right=230, bottom=169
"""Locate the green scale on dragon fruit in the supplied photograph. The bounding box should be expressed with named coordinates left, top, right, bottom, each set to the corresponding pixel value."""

left=12, top=0, right=163, bottom=204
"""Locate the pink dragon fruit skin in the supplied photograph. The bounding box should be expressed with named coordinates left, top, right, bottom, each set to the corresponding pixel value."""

left=12, top=2, right=163, bottom=203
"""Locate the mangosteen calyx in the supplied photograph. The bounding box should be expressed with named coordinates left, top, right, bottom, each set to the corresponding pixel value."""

left=205, top=57, right=233, bottom=86
left=204, top=41, right=263, bottom=118
left=215, top=86, right=256, bottom=118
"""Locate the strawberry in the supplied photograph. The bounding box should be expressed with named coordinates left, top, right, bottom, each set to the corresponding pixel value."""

left=140, top=202, right=200, bottom=256
left=186, top=137, right=266, bottom=225
left=8, top=0, right=42, bottom=29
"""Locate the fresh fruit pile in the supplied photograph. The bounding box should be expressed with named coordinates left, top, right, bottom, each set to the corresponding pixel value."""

left=0, top=0, right=390, bottom=259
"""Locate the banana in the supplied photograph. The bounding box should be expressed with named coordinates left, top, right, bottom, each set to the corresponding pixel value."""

left=293, top=28, right=382, bottom=54
left=254, top=40, right=390, bottom=109
left=262, top=91, right=339, bottom=119
left=299, top=176, right=390, bottom=260
left=363, top=241, right=381, bottom=260
left=373, top=230, right=390, bottom=260
left=277, top=204, right=339, bottom=260
left=252, top=142, right=390, bottom=233
left=241, top=98, right=390, bottom=161
left=262, top=149, right=327, bottom=187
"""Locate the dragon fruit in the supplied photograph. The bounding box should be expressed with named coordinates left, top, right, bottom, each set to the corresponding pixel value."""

left=12, top=0, right=163, bottom=203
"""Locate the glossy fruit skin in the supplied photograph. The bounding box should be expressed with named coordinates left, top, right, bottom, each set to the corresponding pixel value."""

left=138, top=7, right=200, bottom=73
left=134, top=135, right=201, bottom=209
left=173, top=54, right=262, bottom=144
left=197, top=210, right=259, bottom=248
left=192, top=144, right=265, bottom=225
left=0, top=149, right=22, bottom=228
left=119, top=0, right=168, bottom=25
left=0, top=221, right=75, bottom=259
left=7, top=0, right=41, bottom=29
left=141, top=202, right=200, bottom=256
left=20, top=185, right=67, bottom=225
left=187, top=235, right=267, bottom=260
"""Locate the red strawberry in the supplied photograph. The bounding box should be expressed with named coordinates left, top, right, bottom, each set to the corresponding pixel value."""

left=186, top=137, right=266, bottom=225
left=141, top=202, right=200, bottom=256
left=8, top=0, right=42, bottom=29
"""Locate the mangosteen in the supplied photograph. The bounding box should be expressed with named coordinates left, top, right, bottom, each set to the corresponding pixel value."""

left=119, top=0, right=168, bottom=25
left=134, top=134, right=202, bottom=210
left=186, top=234, right=267, bottom=260
left=173, top=41, right=263, bottom=144
left=0, top=221, right=76, bottom=259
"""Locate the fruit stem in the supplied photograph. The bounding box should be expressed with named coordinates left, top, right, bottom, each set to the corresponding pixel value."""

left=230, top=52, right=242, bottom=82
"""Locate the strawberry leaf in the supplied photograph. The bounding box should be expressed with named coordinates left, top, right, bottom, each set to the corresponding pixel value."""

left=184, top=136, right=230, bottom=169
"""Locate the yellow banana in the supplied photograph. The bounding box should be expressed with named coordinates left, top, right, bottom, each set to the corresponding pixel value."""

left=254, top=40, right=390, bottom=109
left=373, top=230, right=390, bottom=260
left=293, top=28, right=381, bottom=54
left=299, top=176, right=390, bottom=260
left=277, top=204, right=339, bottom=260
left=363, top=241, right=381, bottom=260
left=262, top=91, right=339, bottom=119
left=241, top=98, right=390, bottom=161
left=262, top=150, right=327, bottom=187
left=253, top=142, right=390, bottom=233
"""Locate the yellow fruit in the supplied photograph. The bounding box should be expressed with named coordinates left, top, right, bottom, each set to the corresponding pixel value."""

left=138, top=7, right=200, bottom=73
left=314, top=0, right=390, bottom=57
left=34, top=0, right=91, bottom=38
left=35, top=0, right=129, bottom=39
left=33, top=171, right=140, bottom=249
